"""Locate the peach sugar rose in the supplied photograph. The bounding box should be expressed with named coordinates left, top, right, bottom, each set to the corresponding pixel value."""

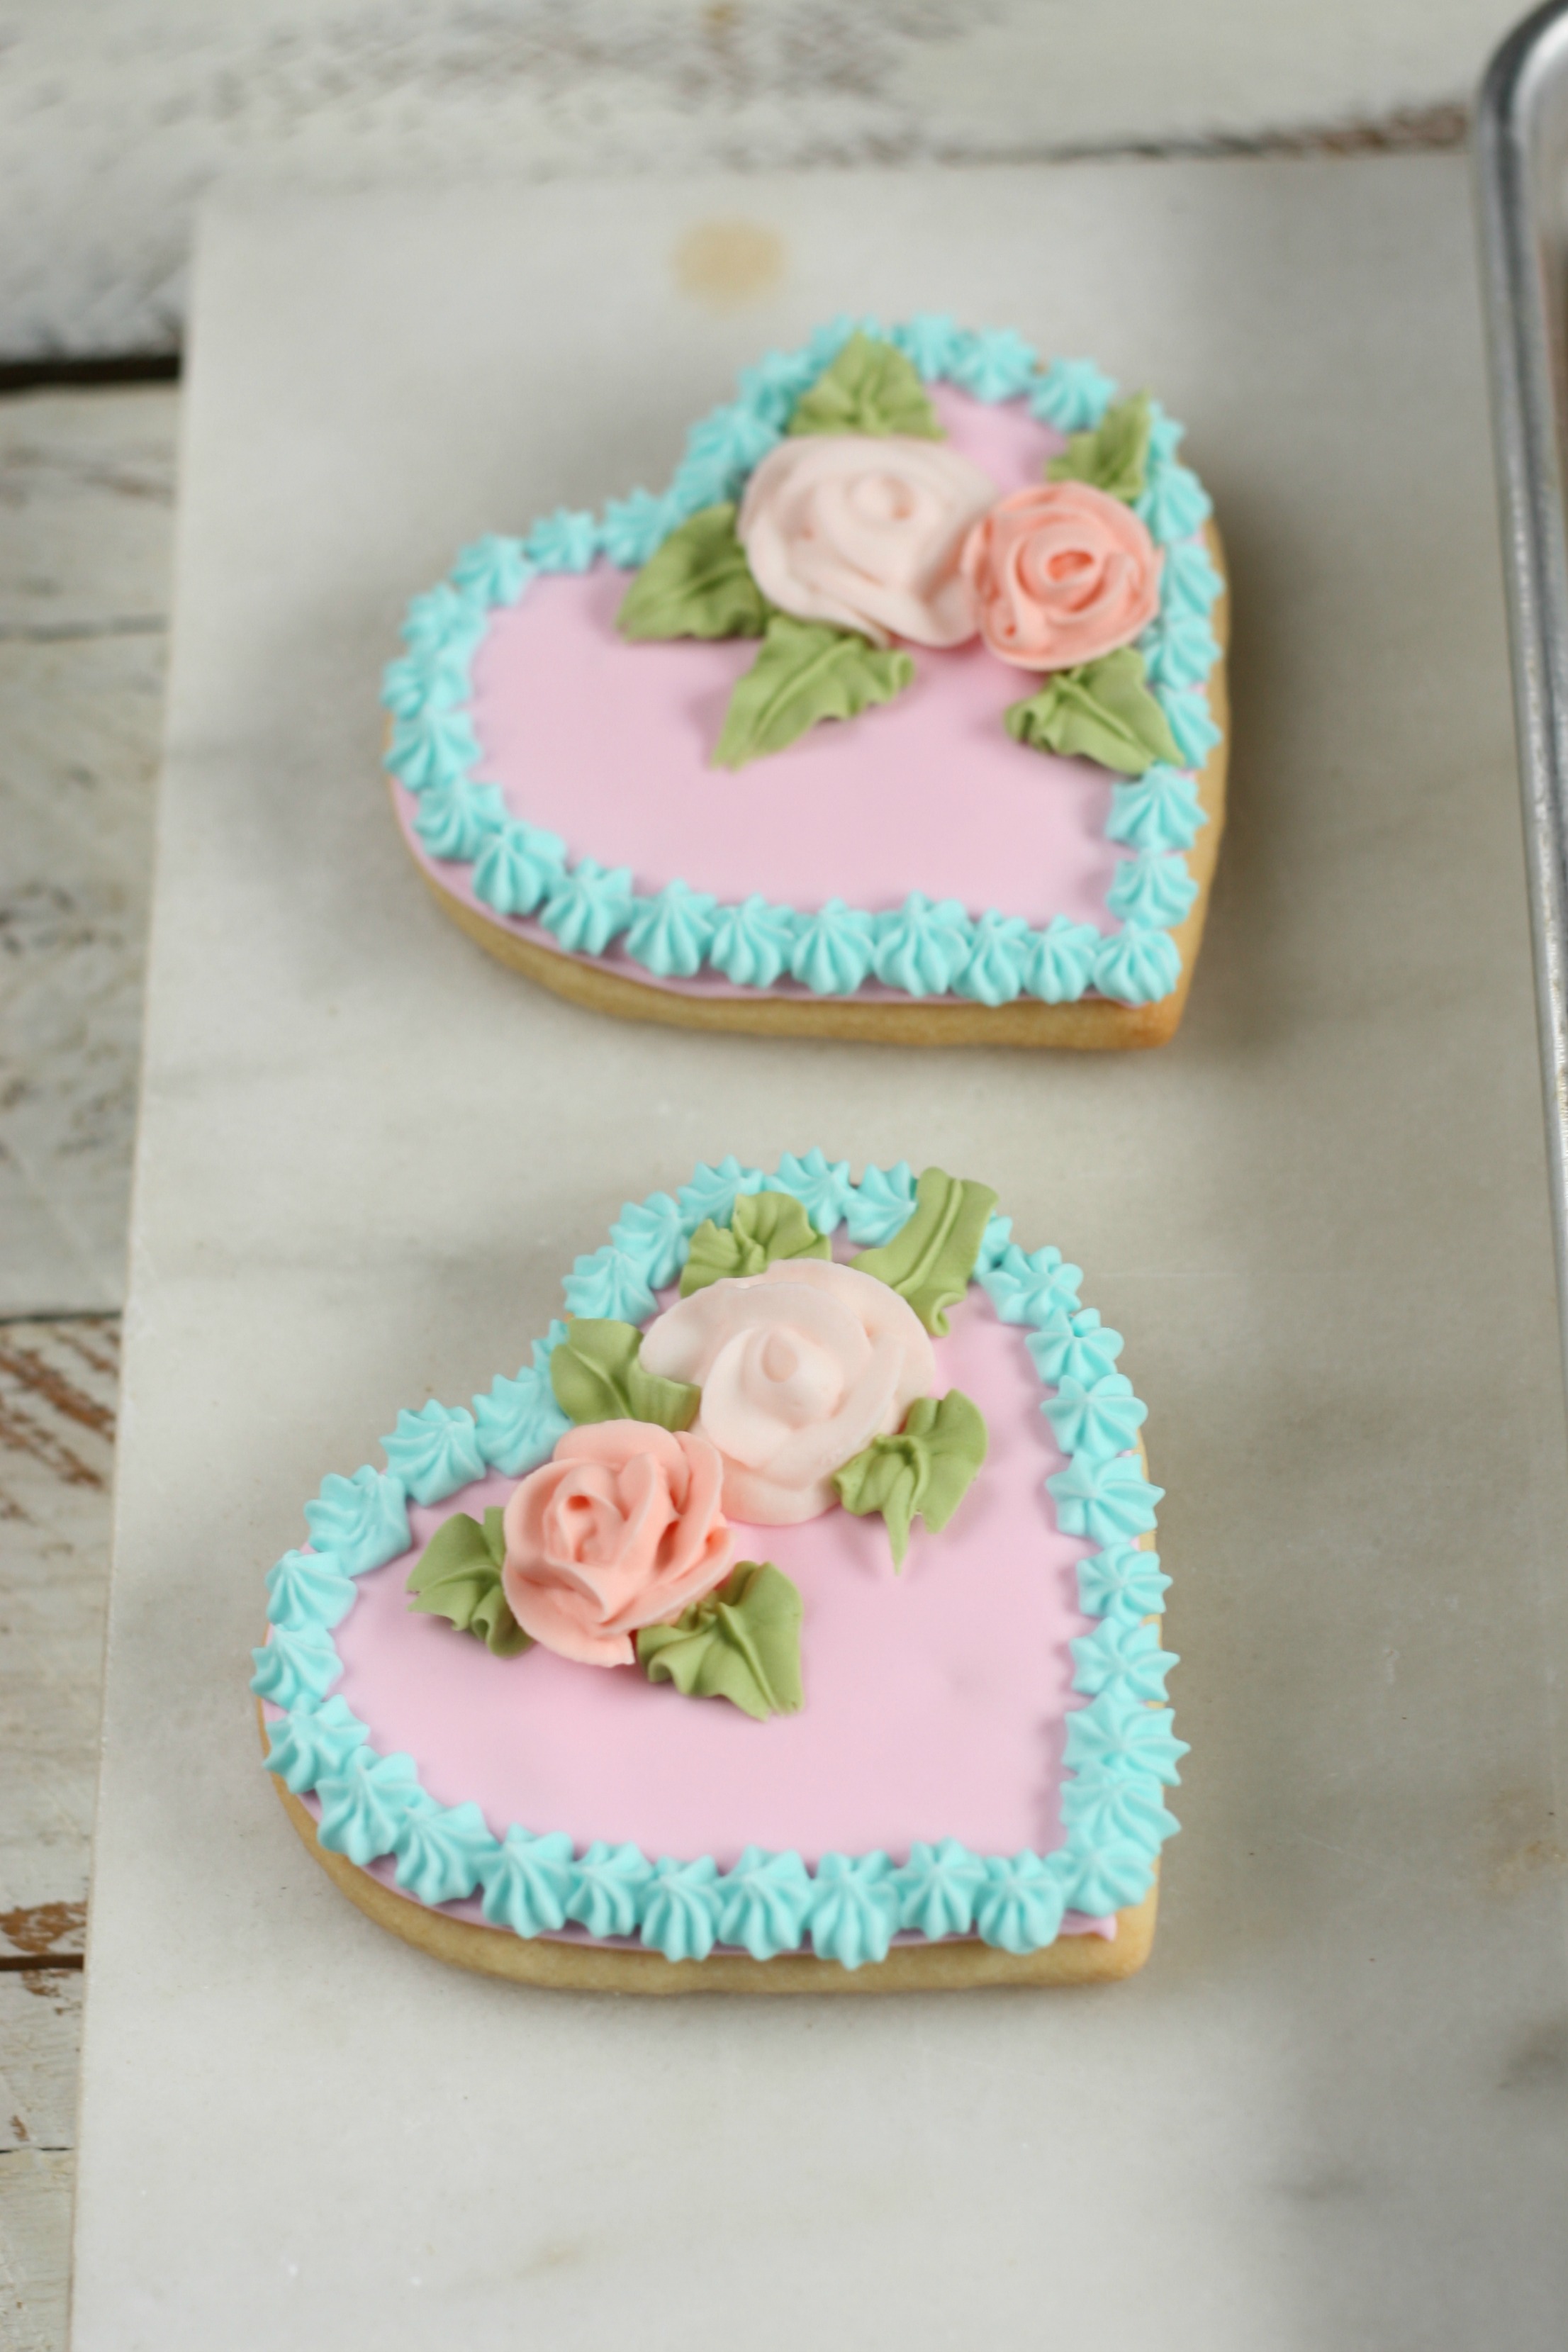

left=737, top=435, right=997, bottom=649
left=501, top=1422, right=734, bottom=1668
left=959, top=479, right=1163, bottom=671
left=639, top=1260, right=936, bottom=1525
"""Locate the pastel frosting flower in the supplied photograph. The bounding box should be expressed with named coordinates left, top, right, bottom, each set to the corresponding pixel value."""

left=639, top=1260, right=936, bottom=1524
left=737, top=435, right=997, bottom=649
left=500, top=1422, right=734, bottom=1667
left=960, top=481, right=1162, bottom=670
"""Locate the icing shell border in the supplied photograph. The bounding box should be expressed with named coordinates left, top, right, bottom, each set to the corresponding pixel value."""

left=253, top=1154, right=1185, bottom=1975
left=382, top=318, right=1227, bottom=1019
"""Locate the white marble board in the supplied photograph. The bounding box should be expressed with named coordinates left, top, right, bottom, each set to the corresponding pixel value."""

left=71, top=161, right=1568, bottom=2348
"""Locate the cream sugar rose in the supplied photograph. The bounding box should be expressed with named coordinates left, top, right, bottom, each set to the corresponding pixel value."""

left=383, top=319, right=1231, bottom=1048
left=255, top=1158, right=1184, bottom=1991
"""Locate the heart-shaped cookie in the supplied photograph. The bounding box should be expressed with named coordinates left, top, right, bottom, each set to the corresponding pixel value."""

left=385, top=319, right=1228, bottom=1048
left=255, top=1154, right=1183, bottom=1990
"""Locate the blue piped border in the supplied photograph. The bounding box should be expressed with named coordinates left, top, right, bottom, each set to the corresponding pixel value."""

left=254, top=1155, right=1185, bottom=1971
left=382, top=316, right=1223, bottom=1011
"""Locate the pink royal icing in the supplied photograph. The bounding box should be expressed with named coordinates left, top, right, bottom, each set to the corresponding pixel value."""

left=397, top=388, right=1135, bottom=988
left=961, top=480, right=1163, bottom=671
left=501, top=1422, right=734, bottom=1667
left=322, top=1285, right=1099, bottom=1870
left=639, top=1259, right=936, bottom=1523
left=736, top=432, right=995, bottom=649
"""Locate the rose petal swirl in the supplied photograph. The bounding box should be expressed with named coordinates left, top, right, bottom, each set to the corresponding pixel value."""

left=737, top=435, right=997, bottom=649
left=640, top=1260, right=936, bottom=1524
left=960, top=480, right=1163, bottom=671
left=501, top=1422, right=734, bottom=1667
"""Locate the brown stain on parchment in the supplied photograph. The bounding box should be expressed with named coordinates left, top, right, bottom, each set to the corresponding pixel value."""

left=673, top=220, right=785, bottom=313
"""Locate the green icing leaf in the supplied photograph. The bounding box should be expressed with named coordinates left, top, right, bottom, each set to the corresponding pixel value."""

left=1046, top=393, right=1153, bottom=503
left=681, top=1190, right=831, bottom=1297
left=714, top=615, right=914, bottom=769
left=833, top=1391, right=988, bottom=1569
left=548, top=1318, right=700, bottom=1432
left=851, top=1164, right=998, bottom=1336
left=407, top=1507, right=532, bottom=1657
left=787, top=331, right=943, bottom=440
left=637, top=1561, right=804, bottom=1720
left=1004, top=647, right=1181, bottom=777
left=615, top=503, right=773, bottom=642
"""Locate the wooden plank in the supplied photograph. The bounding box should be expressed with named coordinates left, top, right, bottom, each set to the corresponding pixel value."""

left=0, top=1318, right=118, bottom=1961
left=0, top=2147, right=72, bottom=2352
left=0, top=1971, right=82, bottom=2156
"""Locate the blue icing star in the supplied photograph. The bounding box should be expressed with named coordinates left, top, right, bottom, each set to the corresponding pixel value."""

left=265, top=1547, right=357, bottom=1633
left=449, top=534, right=533, bottom=607
left=413, top=780, right=508, bottom=862
left=949, top=325, right=1037, bottom=401
left=1094, top=923, right=1182, bottom=1007
left=401, top=582, right=486, bottom=662
left=392, top=1798, right=500, bottom=1905
left=1138, top=608, right=1221, bottom=690
left=315, top=1748, right=424, bottom=1866
left=1157, top=683, right=1222, bottom=768
left=1029, top=356, right=1117, bottom=432
left=540, top=858, right=636, bottom=956
left=386, top=704, right=481, bottom=794
left=1066, top=1837, right=1158, bottom=1917
left=1160, top=535, right=1225, bottom=619
left=610, top=1194, right=687, bottom=1292
left=974, top=1852, right=1068, bottom=1954
left=264, top=1695, right=370, bottom=1796
left=623, top=880, right=719, bottom=980
left=890, top=313, right=964, bottom=380
left=1025, top=915, right=1100, bottom=1004
left=844, top=1160, right=917, bottom=1248
left=1060, top=1769, right=1180, bottom=1852
left=1136, top=460, right=1213, bottom=544
left=807, top=1852, right=899, bottom=1970
left=1071, top=1617, right=1180, bottom=1705
left=892, top=1839, right=987, bottom=1939
left=682, top=400, right=779, bottom=498
left=641, top=1857, right=723, bottom=1962
left=714, top=1847, right=814, bottom=1959
left=1107, top=851, right=1199, bottom=931
left=1026, top=1308, right=1124, bottom=1387
left=981, top=1241, right=1084, bottom=1325
left=561, top=1245, right=658, bottom=1324
left=976, top=1211, right=1014, bottom=1272
left=872, top=893, right=971, bottom=997
left=524, top=507, right=599, bottom=572
left=566, top=1842, right=655, bottom=1939
left=380, top=649, right=466, bottom=721
left=1042, top=1372, right=1148, bottom=1459
left=381, top=1400, right=486, bottom=1505
left=676, top=1157, right=768, bottom=1233
left=1048, top=1452, right=1163, bottom=1545
left=472, top=819, right=568, bottom=917
left=1064, top=1689, right=1188, bottom=1786
left=303, top=1465, right=410, bottom=1575
left=790, top=900, right=876, bottom=995
left=1076, top=1542, right=1170, bottom=1623
left=479, top=1827, right=576, bottom=1936
left=250, top=1623, right=341, bottom=1710
left=601, top=488, right=678, bottom=569
left=1145, top=399, right=1186, bottom=465
left=773, top=1148, right=854, bottom=1235
left=1105, top=765, right=1207, bottom=853
left=707, top=895, right=800, bottom=989
left=956, top=910, right=1031, bottom=1006
left=737, top=345, right=821, bottom=425
left=472, top=1324, right=571, bottom=1477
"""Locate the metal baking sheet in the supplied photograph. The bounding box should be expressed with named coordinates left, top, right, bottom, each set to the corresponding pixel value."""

left=1478, top=0, right=1568, bottom=1402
